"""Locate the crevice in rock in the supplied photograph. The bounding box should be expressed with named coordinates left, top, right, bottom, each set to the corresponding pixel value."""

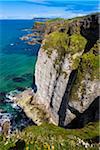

left=80, top=13, right=99, bottom=53
left=32, top=75, right=37, bottom=93
left=83, top=39, right=97, bottom=53
left=31, top=45, right=41, bottom=93
left=50, top=51, right=67, bottom=108
left=68, top=105, right=81, bottom=118
left=50, top=72, right=61, bottom=108
left=66, top=96, right=99, bottom=129
left=58, top=69, right=78, bottom=127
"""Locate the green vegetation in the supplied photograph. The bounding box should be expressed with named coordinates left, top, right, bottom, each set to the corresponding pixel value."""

left=70, top=51, right=99, bottom=101
left=0, top=122, right=99, bottom=150
left=68, top=34, right=87, bottom=54
left=68, top=16, right=84, bottom=22
left=72, top=56, right=81, bottom=70
left=43, top=31, right=69, bottom=69
left=80, top=53, right=99, bottom=80
left=47, top=18, right=65, bottom=23
left=44, top=32, right=86, bottom=56
left=35, top=22, right=45, bottom=25
left=43, top=31, right=86, bottom=71
left=43, top=31, right=68, bottom=53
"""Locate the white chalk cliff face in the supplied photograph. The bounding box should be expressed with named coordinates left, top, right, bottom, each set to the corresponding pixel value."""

left=35, top=48, right=74, bottom=124
left=34, top=13, right=99, bottom=127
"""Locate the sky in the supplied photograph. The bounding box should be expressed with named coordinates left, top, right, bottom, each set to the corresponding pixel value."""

left=0, top=0, right=99, bottom=19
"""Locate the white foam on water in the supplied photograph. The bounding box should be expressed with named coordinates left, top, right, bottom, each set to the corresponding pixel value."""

left=10, top=43, right=14, bottom=46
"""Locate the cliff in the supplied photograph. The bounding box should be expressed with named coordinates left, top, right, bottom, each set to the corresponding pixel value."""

left=14, top=13, right=99, bottom=128
left=35, top=13, right=99, bottom=127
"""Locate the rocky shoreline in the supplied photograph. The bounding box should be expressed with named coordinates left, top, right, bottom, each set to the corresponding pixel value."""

left=19, top=22, right=45, bottom=46
left=0, top=89, right=35, bottom=135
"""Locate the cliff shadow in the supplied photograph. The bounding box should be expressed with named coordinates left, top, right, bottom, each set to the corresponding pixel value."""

left=58, top=69, right=78, bottom=127
left=66, top=96, right=99, bottom=129
left=11, top=107, right=36, bottom=132
left=31, top=45, right=41, bottom=93
left=32, top=75, right=37, bottom=93
left=80, top=14, right=99, bottom=53
left=8, top=139, right=25, bottom=150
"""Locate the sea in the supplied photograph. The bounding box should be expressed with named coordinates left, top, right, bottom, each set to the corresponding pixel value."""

left=0, top=19, right=40, bottom=131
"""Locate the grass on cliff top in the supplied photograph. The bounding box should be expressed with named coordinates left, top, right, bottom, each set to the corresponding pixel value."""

left=34, top=22, right=45, bottom=25
left=43, top=31, right=87, bottom=62
left=0, top=121, right=99, bottom=150
left=47, top=18, right=65, bottom=23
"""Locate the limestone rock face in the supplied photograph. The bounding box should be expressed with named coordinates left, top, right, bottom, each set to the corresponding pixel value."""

left=35, top=48, right=74, bottom=124
left=34, top=13, right=99, bottom=127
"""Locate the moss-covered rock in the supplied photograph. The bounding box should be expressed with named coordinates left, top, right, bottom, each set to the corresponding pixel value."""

left=69, top=34, right=87, bottom=54
left=70, top=51, right=99, bottom=101
left=44, top=32, right=86, bottom=55
left=43, top=31, right=68, bottom=53
left=72, top=56, right=81, bottom=70
left=81, top=53, right=99, bottom=80
left=43, top=31, right=86, bottom=71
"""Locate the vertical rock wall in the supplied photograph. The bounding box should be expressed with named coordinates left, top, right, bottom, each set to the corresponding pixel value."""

left=34, top=13, right=99, bottom=127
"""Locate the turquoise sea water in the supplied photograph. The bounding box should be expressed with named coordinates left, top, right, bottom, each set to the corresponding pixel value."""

left=0, top=20, right=39, bottom=93
left=0, top=20, right=40, bottom=127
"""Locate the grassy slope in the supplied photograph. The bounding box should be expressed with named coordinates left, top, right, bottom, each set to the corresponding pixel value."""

left=0, top=122, right=99, bottom=150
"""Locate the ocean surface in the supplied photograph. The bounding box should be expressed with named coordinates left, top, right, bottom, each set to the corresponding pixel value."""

left=0, top=20, right=40, bottom=129
left=0, top=19, right=40, bottom=93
